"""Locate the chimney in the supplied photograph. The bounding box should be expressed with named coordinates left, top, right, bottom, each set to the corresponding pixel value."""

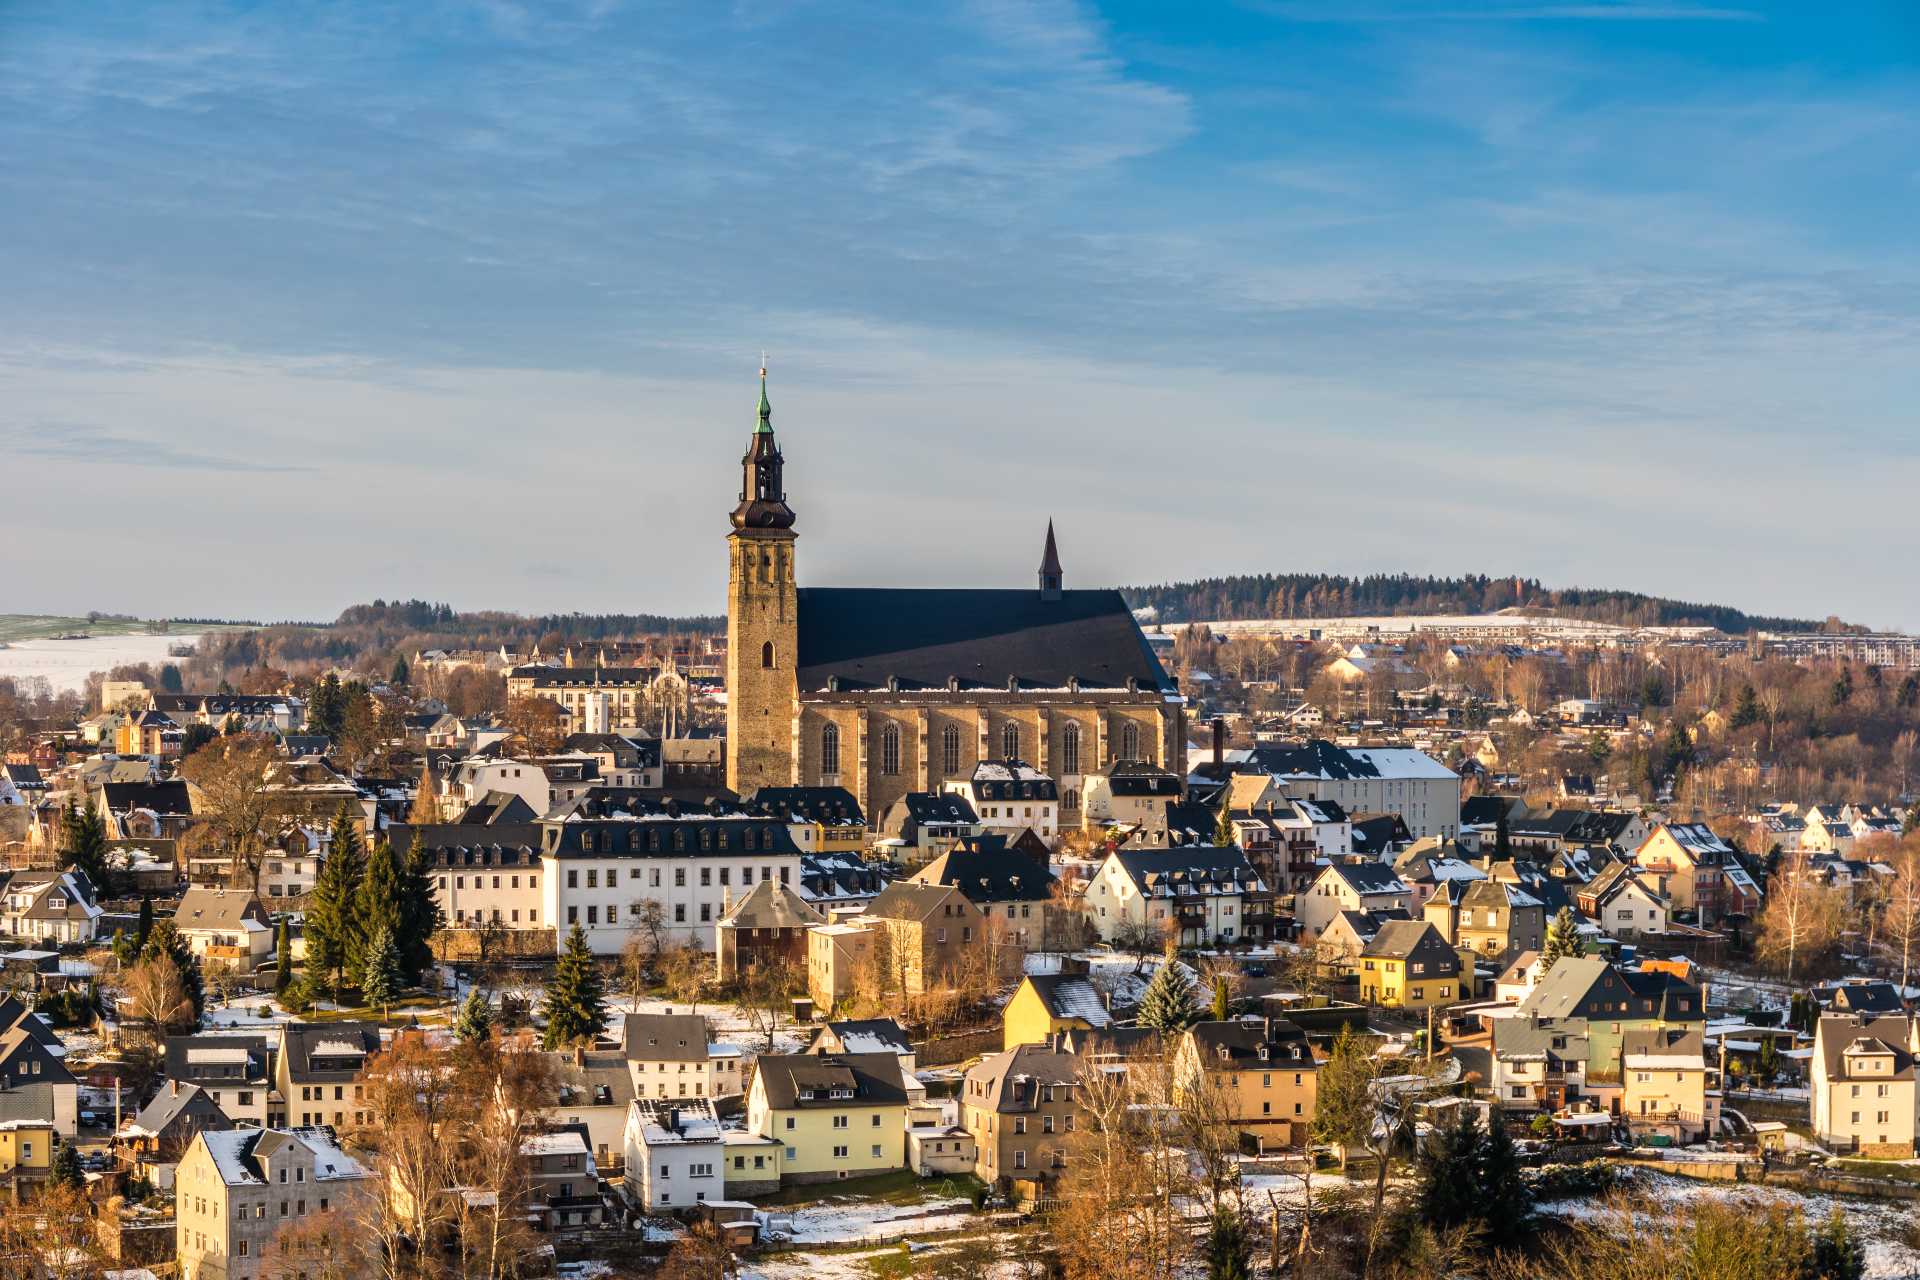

left=170, top=1079, right=178, bottom=1096
left=1212, top=718, right=1225, bottom=769
left=574, top=1044, right=586, bottom=1068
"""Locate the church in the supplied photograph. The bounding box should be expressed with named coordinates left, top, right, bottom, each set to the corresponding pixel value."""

left=725, top=370, right=1186, bottom=827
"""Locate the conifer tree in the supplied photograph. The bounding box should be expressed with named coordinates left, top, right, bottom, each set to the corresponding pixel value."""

left=542, top=924, right=607, bottom=1049
left=1211, top=974, right=1231, bottom=1022
left=1214, top=799, right=1235, bottom=848
left=455, top=987, right=494, bottom=1044
left=351, top=838, right=407, bottom=989
left=1494, top=808, right=1512, bottom=859
left=361, top=924, right=401, bottom=1020
left=274, top=918, right=293, bottom=994
left=397, top=840, right=441, bottom=985
left=1204, top=1205, right=1254, bottom=1280
left=1477, top=1112, right=1531, bottom=1250
left=60, top=800, right=112, bottom=896
left=141, top=920, right=204, bottom=1018
left=1138, top=946, right=1196, bottom=1032
left=135, top=895, right=154, bottom=951
left=1540, top=907, right=1584, bottom=972
left=304, top=806, right=366, bottom=999
left=48, top=1143, right=83, bottom=1191
left=1811, top=1207, right=1866, bottom=1280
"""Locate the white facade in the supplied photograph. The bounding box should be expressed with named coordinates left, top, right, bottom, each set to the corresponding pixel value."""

left=622, top=1099, right=724, bottom=1211
left=1270, top=748, right=1461, bottom=840
left=546, top=852, right=803, bottom=956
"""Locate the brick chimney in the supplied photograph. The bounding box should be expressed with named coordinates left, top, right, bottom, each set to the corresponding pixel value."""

left=1212, top=718, right=1225, bottom=769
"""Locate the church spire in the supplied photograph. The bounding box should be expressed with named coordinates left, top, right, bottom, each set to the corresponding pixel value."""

left=1039, top=519, right=1063, bottom=599
left=755, top=356, right=773, bottom=434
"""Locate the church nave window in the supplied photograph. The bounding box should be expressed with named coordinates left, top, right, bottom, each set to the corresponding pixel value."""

left=941, top=724, right=961, bottom=776
left=761, top=641, right=776, bottom=669
left=1061, top=722, right=1081, bottom=776
left=1001, top=722, right=1020, bottom=762
left=821, top=723, right=840, bottom=775
left=880, top=723, right=901, bottom=776
left=1120, top=721, right=1140, bottom=762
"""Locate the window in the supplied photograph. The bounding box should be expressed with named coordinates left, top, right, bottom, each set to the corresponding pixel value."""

left=942, top=724, right=961, bottom=775
left=881, top=723, right=901, bottom=776
left=762, top=641, right=776, bottom=669
left=1120, top=721, right=1139, bottom=761
left=1061, top=721, right=1080, bottom=775
left=821, top=723, right=840, bottom=775
left=1014, top=1150, right=1027, bottom=1169
left=1002, top=722, right=1019, bottom=761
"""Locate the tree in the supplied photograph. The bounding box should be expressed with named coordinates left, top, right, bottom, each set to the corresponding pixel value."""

left=1137, top=949, right=1195, bottom=1032
left=141, top=919, right=204, bottom=1018
left=274, top=917, right=293, bottom=995
left=389, top=654, right=410, bottom=687
left=179, top=732, right=281, bottom=892
left=1810, top=1207, right=1866, bottom=1280
left=543, top=924, right=608, bottom=1049
left=1494, top=808, right=1511, bottom=859
left=59, top=799, right=112, bottom=896
left=1540, top=907, right=1584, bottom=972
left=1757, top=846, right=1844, bottom=980
left=397, top=838, right=442, bottom=984
left=660, top=1220, right=739, bottom=1280
left=1476, top=1111, right=1531, bottom=1250
left=135, top=894, right=154, bottom=950
left=660, top=942, right=710, bottom=1016
left=455, top=987, right=495, bottom=1043
left=48, top=1141, right=83, bottom=1191
left=1214, top=800, right=1236, bottom=848
left=1211, top=974, right=1231, bottom=1023
left=361, top=924, right=401, bottom=1019
left=1203, top=1205, right=1254, bottom=1280
left=124, top=954, right=195, bottom=1043
left=504, top=695, right=565, bottom=755
left=1311, top=1025, right=1375, bottom=1170
left=1884, top=834, right=1920, bottom=993
left=305, top=805, right=366, bottom=999
left=351, top=838, right=408, bottom=988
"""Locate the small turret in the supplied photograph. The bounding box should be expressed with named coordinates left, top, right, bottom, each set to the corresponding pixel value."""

left=1039, top=519, right=1063, bottom=600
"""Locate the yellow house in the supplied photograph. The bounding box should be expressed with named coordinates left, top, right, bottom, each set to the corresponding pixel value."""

left=1357, top=921, right=1472, bottom=1010
left=746, top=1053, right=908, bottom=1184
left=1002, top=967, right=1114, bottom=1052
left=1621, top=1026, right=1714, bottom=1142
left=0, top=1119, right=57, bottom=1185
left=747, top=787, right=868, bottom=855
left=1174, top=1020, right=1319, bottom=1151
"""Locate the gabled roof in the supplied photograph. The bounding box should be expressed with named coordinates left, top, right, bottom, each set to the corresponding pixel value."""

left=1319, top=860, right=1411, bottom=897
left=1831, top=982, right=1906, bottom=1016
left=965, top=1043, right=1080, bottom=1112
left=1110, top=845, right=1260, bottom=896
left=1186, top=1018, right=1315, bottom=1069
left=198, top=1126, right=369, bottom=1186
left=754, top=1052, right=910, bottom=1109
left=1622, top=1025, right=1706, bottom=1069
left=100, top=780, right=193, bottom=816
left=622, top=1013, right=710, bottom=1062
left=173, top=888, right=268, bottom=933
left=811, top=1019, right=912, bottom=1058
left=793, top=587, right=1175, bottom=693
left=126, top=1081, right=230, bottom=1140
left=716, top=879, right=826, bottom=931
left=866, top=880, right=968, bottom=923
left=893, top=791, right=980, bottom=827
left=911, top=841, right=1055, bottom=904
left=1019, top=973, right=1113, bottom=1028
left=1361, top=920, right=1456, bottom=965
left=744, top=786, right=866, bottom=826
left=278, top=1023, right=379, bottom=1081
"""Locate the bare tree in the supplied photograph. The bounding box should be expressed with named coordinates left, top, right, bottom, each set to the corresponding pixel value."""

left=124, top=954, right=194, bottom=1045
left=734, top=959, right=798, bottom=1052
left=179, top=733, right=282, bottom=893
left=660, top=943, right=711, bottom=1015
left=1884, top=835, right=1920, bottom=991
left=1756, top=846, right=1844, bottom=981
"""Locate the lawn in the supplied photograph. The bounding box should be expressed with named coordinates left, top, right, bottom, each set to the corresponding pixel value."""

left=754, top=1169, right=984, bottom=1208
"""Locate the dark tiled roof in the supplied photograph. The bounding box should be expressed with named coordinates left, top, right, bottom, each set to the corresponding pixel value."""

left=896, top=792, right=980, bottom=826
left=101, top=781, right=193, bottom=816
left=279, top=1024, right=379, bottom=1082
left=754, top=1053, right=909, bottom=1109
left=622, top=1014, right=710, bottom=1063
left=1186, top=1018, right=1314, bottom=1068
left=744, top=787, right=866, bottom=826
left=911, top=841, right=1055, bottom=904
left=794, top=588, right=1174, bottom=693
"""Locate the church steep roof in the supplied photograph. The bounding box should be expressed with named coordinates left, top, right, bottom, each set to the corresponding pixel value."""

left=794, top=587, right=1173, bottom=693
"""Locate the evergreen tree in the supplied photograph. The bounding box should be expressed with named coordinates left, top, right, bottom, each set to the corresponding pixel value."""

left=1810, top=1208, right=1866, bottom=1280
left=352, top=839, right=408, bottom=989
left=304, top=806, right=366, bottom=998
left=1476, top=1113, right=1531, bottom=1250
left=1138, top=947, right=1196, bottom=1032
left=360, top=924, right=401, bottom=1020
left=1540, top=908, right=1584, bottom=972
left=1214, top=800, right=1236, bottom=848
left=59, top=799, right=112, bottom=897
left=135, top=895, right=154, bottom=951
left=1211, top=974, right=1231, bottom=1023
left=159, top=663, right=184, bottom=694
left=1415, top=1110, right=1482, bottom=1233
left=110, top=929, right=134, bottom=969
left=397, top=840, right=442, bottom=985
left=48, top=1143, right=83, bottom=1191
left=1203, top=1206, right=1254, bottom=1280
left=455, top=987, right=495, bottom=1044
left=274, top=918, right=293, bottom=994
left=141, top=920, right=204, bottom=1018
left=1311, top=1026, right=1375, bottom=1167
left=390, top=655, right=410, bottom=687
left=1494, top=808, right=1511, bottom=859
left=1730, top=683, right=1761, bottom=729
left=309, top=672, right=347, bottom=741
left=542, top=924, right=608, bottom=1049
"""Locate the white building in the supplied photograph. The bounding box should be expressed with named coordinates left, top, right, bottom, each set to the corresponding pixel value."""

left=1251, top=742, right=1461, bottom=840
left=1081, top=846, right=1273, bottom=948
left=942, top=761, right=1059, bottom=842
left=620, top=1012, right=746, bottom=1101
left=622, top=1097, right=724, bottom=1211
left=1293, top=860, right=1414, bottom=941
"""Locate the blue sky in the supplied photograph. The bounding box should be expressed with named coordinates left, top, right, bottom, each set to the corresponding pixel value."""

left=4, top=1, right=1917, bottom=626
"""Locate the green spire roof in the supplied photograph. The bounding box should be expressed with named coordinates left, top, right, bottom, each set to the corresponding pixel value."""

left=755, top=363, right=773, bottom=434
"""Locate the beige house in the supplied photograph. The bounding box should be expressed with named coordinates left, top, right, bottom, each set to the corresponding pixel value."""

left=1620, top=1026, right=1714, bottom=1143
left=962, top=1042, right=1080, bottom=1199
left=1422, top=878, right=1544, bottom=961
left=277, top=1024, right=379, bottom=1131
left=175, top=1126, right=370, bottom=1280
left=1293, top=861, right=1413, bottom=941
left=173, top=888, right=275, bottom=972
left=1174, top=1019, right=1318, bottom=1150
left=1812, top=1013, right=1917, bottom=1158
left=807, top=922, right=878, bottom=1016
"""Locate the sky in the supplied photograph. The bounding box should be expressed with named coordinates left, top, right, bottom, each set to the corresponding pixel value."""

left=3, top=1, right=1918, bottom=628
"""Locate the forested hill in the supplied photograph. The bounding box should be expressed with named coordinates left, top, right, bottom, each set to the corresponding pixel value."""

left=1119, top=574, right=1828, bottom=634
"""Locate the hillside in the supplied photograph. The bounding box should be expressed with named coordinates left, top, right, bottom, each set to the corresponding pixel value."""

left=1119, top=573, right=1831, bottom=634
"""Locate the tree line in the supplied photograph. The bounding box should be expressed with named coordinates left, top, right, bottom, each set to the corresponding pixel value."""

left=1122, top=572, right=1828, bottom=634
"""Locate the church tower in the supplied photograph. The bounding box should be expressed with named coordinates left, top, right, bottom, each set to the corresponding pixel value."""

left=726, top=365, right=799, bottom=794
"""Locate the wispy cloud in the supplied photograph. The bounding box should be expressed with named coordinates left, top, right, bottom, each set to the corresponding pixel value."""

left=2, top=422, right=311, bottom=473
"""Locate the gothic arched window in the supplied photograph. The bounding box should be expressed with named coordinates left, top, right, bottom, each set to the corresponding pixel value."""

left=1002, top=722, right=1020, bottom=762
left=881, top=723, right=901, bottom=776
left=1120, top=721, right=1140, bottom=762
left=761, top=640, right=775, bottom=669
left=1062, top=721, right=1081, bottom=776
left=821, top=723, right=840, bottom=776
left=942, top=724, right=961, bottom=776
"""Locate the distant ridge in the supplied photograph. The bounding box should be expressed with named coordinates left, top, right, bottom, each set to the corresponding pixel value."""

left=1119, top=573, right=1831, bottom=635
